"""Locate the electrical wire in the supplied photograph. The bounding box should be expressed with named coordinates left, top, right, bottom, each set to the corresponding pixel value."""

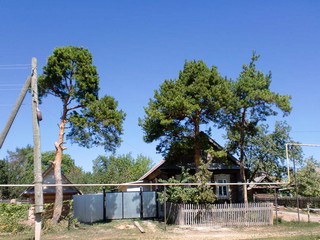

left=0, top=84, right=24, bottom=86
left=0, top=64, right=30, bottom=70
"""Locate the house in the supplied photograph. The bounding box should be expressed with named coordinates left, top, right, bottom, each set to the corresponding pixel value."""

left=138, top=134, right=249, bottom=203
left=21, top=164, right=82, bottom=203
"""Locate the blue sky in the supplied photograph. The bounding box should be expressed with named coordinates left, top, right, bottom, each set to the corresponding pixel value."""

left=0, top=1, right=320, bottom=172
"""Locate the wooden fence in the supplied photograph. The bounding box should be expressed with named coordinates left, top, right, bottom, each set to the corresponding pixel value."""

left=167, top=202, right=273, bottom=227
left=254, top=195, right=320, bottom=208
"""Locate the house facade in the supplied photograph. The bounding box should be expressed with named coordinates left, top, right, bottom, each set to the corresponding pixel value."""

left=138, top=135, right=249, bottom=203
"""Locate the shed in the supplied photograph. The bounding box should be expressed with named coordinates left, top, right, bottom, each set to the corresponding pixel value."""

left=21, top=164, right=82, bottom=203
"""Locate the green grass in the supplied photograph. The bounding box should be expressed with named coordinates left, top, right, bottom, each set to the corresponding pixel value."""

left=255, top=236, right=320, bottom=240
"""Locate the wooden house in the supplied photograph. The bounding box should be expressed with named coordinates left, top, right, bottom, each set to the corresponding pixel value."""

left=138, top=134, right=249, bottom=203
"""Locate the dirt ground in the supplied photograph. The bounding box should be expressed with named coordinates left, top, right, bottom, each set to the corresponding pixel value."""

left=37, top=213, right=320, bottom=240
left=40, top=219, right=320, bottom=240
left=2, top=209, right=320, bottom=240
left=276, top=206, right=320, bottom=222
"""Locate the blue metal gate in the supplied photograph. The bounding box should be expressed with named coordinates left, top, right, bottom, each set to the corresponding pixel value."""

left=73, top=191, right=158, bottom=223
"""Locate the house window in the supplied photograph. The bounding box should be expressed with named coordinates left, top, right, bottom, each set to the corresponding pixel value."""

left=214, top=174, right=230, bottom=199
left=218, top=179, right=228, bottom=197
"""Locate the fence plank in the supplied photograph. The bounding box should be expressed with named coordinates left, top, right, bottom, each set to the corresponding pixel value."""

left=176, top=202, right=273, bottom=227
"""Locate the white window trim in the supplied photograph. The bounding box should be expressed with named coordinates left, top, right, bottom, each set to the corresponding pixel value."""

left=214, top=174, right=230, bottom=199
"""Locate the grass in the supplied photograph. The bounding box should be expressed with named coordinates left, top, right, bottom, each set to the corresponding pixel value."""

left=0, top=219, right=319, bottom=240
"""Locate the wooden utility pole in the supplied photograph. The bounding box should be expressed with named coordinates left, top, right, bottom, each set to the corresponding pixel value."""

left=0, top=76, right=31, bottom=149
left=31, top=57, right=43, bottom=240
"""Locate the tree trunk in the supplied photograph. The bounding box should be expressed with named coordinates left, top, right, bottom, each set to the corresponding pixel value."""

left=194, top=114, right=200, bottom=171
left=240, top=109, right=248, bottom=204
left=240, top=157, right=248, bottom=203
left=51, top=118, right=67, bottom=224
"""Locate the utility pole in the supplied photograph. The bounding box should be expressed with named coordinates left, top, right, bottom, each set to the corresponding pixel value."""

left=0, top=76, right=31, bottom=149
left=31, top=57, right=43, bottom=240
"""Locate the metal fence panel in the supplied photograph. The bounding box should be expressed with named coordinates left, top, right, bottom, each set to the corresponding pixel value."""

left=143, top=191, right=157, bottom=218
left=106, top=192, right=123, bottom=219
left=73, top=194, right=103, bottom=223
left=73, top=191, right=159, bottom=223
left=123, top=192, right=141, bottom=218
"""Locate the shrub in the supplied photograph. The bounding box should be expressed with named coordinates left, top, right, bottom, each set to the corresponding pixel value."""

left=158, top=160, right=216, bottom=204
left=0, top=203, right=31, bottom=233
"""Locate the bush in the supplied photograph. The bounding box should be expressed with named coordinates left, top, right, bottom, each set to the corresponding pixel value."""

left=0, top=203, right=31, bottom=233
left=158, top=160, right=216, bottom=204
left=42, top=200, right=78, bottom=232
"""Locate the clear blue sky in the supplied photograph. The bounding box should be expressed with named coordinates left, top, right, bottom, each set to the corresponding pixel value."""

left=0, top=1, right=320, bottom=172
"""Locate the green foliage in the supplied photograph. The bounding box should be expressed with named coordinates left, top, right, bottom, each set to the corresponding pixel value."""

left=193, top=160, right=216, bottom=204
left=158, top=168, right=197, bottom=204
left=92, top=153, right=153, bottom=190
left=246, top=121, right=302, bottom=180
left=42, top=151, right=77, bottom=174
left=223, top=53, right=292, bottom=201
left=38, top=46, right=99, bottom=104
left=0, top=203, right=31, bottom=233
left=65, top=167, right=96, bottom=194
left=158, top=161, right=216, bottom=204
left=139, top=60, right=231, bottom=167
left=0, top=146, right=91, bottom=198
left=225, top=53, right=292, bottom=162
left=296, top=157, right=320, bottom=197
left=0, top=159, right=10, bottom=199
left=38, top=46, right=126, bottom=152
left=0, top=145, right=34, bottom=199
left=68, top=95, right=125, bottom=152
left=39, top=46, right=125, bottom=221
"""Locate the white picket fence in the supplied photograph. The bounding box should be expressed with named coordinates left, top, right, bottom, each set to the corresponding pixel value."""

left=167, top=202, right=273, bottom=227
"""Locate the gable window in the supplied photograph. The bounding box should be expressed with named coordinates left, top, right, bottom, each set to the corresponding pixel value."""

left=214, top=174, right=230, bottom=199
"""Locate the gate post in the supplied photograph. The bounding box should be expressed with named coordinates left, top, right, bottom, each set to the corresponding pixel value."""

left=140, top=187, right=143, bottom=219
left=103, top=187, right=106, bottom=222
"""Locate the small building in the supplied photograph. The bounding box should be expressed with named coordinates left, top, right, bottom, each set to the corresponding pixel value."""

left=21, top=164, right=82, bottom=203
left=248, top=172, right=280, bottom=201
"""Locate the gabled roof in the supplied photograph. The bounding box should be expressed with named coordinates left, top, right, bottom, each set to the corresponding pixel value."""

left=22, top=164, right=82, bottom=197
left=205, top=134, right=240, bottom=165
left=139, top=134, right=242, bottom=181
left=248, top=172, right=279, bottom=190
left=139, top=160, right=165, bottom=181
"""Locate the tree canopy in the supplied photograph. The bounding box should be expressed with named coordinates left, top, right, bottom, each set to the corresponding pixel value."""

left=39, top=46, right=126, bottom=152
left=296, top=157, right=320, bottom=197
left=246, top=121, right=303, bottom=181
left=92, top=153, right=153, bottom=190
left=224, top=53, right=292, bottom=202
left=140, top=60, right=231, bottom=169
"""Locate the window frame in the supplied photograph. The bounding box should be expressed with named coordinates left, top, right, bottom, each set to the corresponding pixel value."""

left=214, top=174, right=230, bottom=199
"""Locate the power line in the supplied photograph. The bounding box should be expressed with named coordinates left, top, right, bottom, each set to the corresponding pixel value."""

left=0, top=88, right=26, bottom=91
left=0, top=64, right=30, bottom=69
left=0, top=64, right=30, bottom=66
left=0, top=84, right=24, bottom=86
left=0, top=65, right=30, bottom=70
left=293, top=130, right=320, bottom=133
